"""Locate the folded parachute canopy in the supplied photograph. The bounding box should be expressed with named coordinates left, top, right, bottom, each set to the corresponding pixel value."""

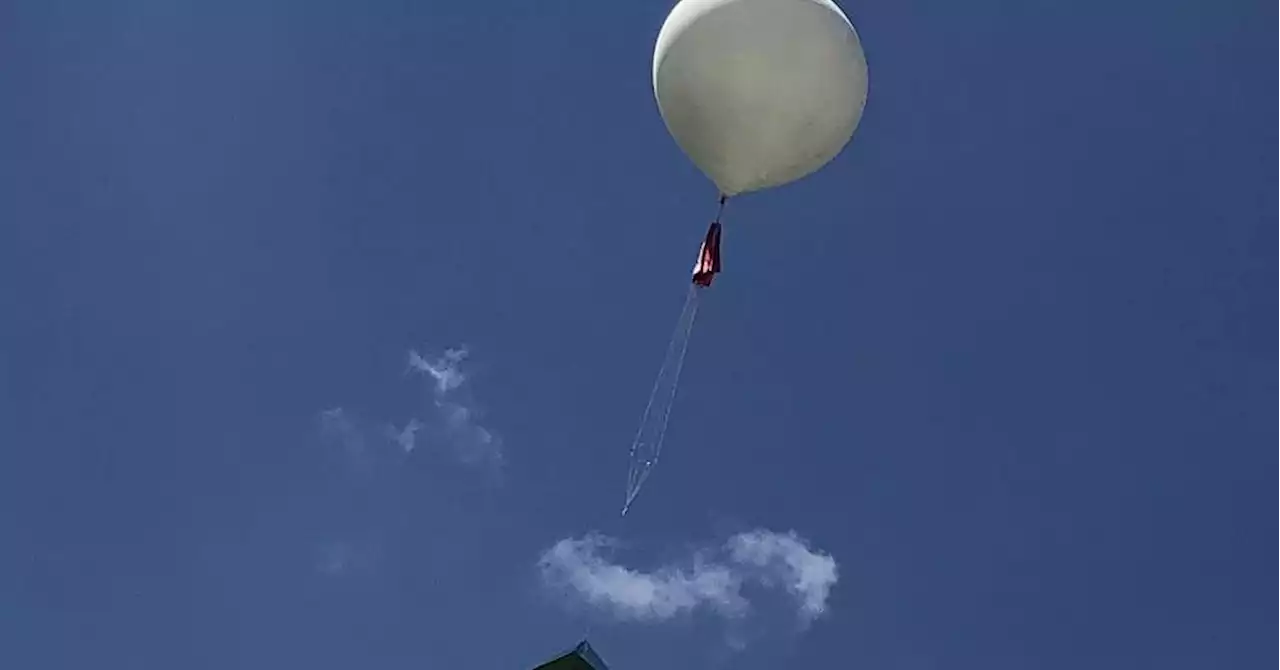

left=691, top=221, right=722, bottom=287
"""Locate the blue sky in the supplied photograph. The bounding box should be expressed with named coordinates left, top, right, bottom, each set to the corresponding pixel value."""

left=1, top=1, right=1273, bottom=668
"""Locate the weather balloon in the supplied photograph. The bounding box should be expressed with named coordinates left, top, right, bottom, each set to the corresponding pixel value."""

left=653, top=0, right=869, bottom=197
left=623, top=0, right=869, bottom=518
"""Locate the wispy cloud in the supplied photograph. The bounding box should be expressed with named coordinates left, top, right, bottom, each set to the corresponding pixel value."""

left=317, top=344, right=503, bottom=471
left=319, top=407, right=370, bottom=472
left=407, top=346, right=468, bottom=394
left=316, top=541, right=357, bottom=576
left=309, top=343, right=503, bottom=579
left=407, top=345, right=504, bottom=467
left=315, top=540, right=380, bottom=578
left=537, top=529, right=838, bottom=627
left=319, top=407, right=361, bottom=449
left=386, top=419, right=423, bottom=454
left=436, top=400, right=503, bottom=466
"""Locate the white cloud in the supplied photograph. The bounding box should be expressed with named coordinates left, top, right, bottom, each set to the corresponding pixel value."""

left=537, top=529, right=837, bottom=627
left=538, top=534, right=748, bottom=621
left=727, top=530, right=839, bottom=622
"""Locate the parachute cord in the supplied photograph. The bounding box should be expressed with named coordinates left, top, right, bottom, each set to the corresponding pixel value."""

left=622, top=284, right=701, bottom=517
left=621, top=194, right=725, bottom=517
left=580, top=197, right=725, bottom=651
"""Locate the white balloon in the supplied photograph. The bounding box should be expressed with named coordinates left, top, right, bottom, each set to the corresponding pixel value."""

left=653, top=0, right=868, bottom=196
